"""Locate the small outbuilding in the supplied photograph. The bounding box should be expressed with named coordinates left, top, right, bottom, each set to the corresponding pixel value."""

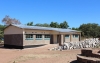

left=4, top=24, right=81, bottom=49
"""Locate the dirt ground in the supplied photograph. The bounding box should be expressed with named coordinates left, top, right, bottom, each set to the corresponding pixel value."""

left=0, top=44, right=99, bottom=63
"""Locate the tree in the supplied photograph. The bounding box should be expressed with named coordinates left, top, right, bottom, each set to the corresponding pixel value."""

left=35, top=23, right=43, bottom=26
left=72, top=27, right=79, bottom=30
left=0, top=25, right=5, bottom=40
left=50, top=22, right=60, bottom=28
left=2, top=15, right=21, bottom=25
left=72, top=27, right=76, bottom=30
left=59, top=21, right=69, bottom=28
left=42, top=23, right=50, bottom=27
left=35, top=23, right=50, bottom=27
left=27, top=22, right=33, bottom=26
left=79, top=23, right=100, bottom=38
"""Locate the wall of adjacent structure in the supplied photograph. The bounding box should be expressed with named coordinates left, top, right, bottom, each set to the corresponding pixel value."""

left=4, top=26, right=23, bottom=46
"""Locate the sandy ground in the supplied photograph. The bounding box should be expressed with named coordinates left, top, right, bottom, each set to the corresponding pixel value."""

left=0, top=44, right=99, bottom=63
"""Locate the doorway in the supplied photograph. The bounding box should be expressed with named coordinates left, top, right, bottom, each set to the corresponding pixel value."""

left=50, top=35, right=53, bottom=44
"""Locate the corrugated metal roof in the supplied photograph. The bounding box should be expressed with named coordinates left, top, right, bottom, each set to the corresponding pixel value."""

left=11, top=24, right=81, bottom=33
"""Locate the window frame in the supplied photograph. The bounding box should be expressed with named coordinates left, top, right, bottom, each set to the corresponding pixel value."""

left=25, top=34, right=33, bottom=40
left=44, top=35, right=50, bottom=40
left=65, top=35, right=69, bottom=38
left=73, top=34, right=78, bottom=38
left=36, top=34, right=42, bottom=40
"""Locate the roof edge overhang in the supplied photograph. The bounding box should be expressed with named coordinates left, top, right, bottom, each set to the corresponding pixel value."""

left=4, top=24, right=12, bottom=31
left=4, top=24, right=23, bottom=31
left=4, top=24, right=81, bottom=33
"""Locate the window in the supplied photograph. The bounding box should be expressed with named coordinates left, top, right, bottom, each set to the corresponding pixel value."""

left=36, top=34, right=42, bottom=40
left=44, top=35, right=50, bottom=40
left=65, top=35, right=69, bottom=38
left=73, top=34, right=78, bottom=38
left=25, top=34, right=33, bottom=40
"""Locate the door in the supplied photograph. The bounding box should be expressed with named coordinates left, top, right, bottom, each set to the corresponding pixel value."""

left=50, top=35, right=53, bottom=44
left=57, top=35, right=59, bottom=43
left=57, top=35, right=61, bottom=45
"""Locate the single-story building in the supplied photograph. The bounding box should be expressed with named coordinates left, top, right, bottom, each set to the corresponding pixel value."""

left=4, top=24, right=81, bottom=49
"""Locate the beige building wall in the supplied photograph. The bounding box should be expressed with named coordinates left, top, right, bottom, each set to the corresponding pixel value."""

left=51, top=31, right=59, bottom=34
left=63, top=34, right=80, bottom=42
left=64, top=34, right=70, bottom=42
left=24, top=29, right=51, bottom=34
left=23, top=35, right=50, bottom=46
left=4, top=26, right=23, bottom=34
left=23, top=29, right=51, bottom=46
left=53, top=34, right=57, bottom=44
left=71, top=34, right=79, bottom=42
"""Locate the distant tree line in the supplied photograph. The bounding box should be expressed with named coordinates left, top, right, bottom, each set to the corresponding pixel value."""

left=0, top=15, right=100, bottom=40
left=27, top=21, right=69, bottom=29
left=72, top=23, right=100, bottom=38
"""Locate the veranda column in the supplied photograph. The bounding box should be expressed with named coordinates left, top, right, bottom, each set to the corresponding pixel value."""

left=70, top=34, right=72, bottom=42
left=42, top=34, right=45, bottom=42
left=61, top=34, right=64, bottom=45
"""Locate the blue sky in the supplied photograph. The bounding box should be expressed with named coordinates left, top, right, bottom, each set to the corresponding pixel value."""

left=0, top=0, right=100, bottom=28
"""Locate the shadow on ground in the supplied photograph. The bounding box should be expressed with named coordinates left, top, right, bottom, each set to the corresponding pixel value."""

left=70, top=60, right=77, bottom=63
left=0, top=44, right=47, bottom=50
left=24, top=44, right=46, bottom=48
